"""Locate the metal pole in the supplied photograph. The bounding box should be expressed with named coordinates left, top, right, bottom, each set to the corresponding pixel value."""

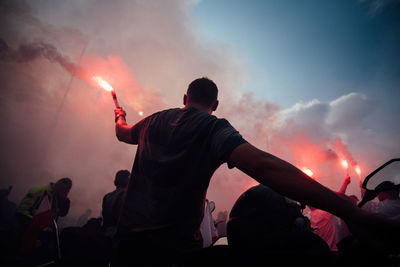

left=53, top=219, right=61, bottom=261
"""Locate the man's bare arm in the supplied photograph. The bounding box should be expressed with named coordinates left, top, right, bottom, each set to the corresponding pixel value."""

left=115, top=107, right=134, bottom=144
left=228, top=142, right=356, bottom=220
left=338, top=176, right=351, bottom=194
left=229, top=142, right=400, bottom=251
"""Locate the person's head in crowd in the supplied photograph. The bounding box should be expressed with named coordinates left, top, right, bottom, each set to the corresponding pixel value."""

left=54, top=177, right=72, bottom=200
left=376, top=181, right=400, bottom=201
left=184, top=77, right=219, bottom=114
left=114, top=170, right=130, bottom=189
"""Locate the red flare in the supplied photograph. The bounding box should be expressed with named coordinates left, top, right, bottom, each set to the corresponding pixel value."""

left=92, top=75, right=120, bottom=108
left=355, top=165, right=361, bottom=176
left=301, top=166, right=313, bottom=177
left=92, top=76, right=113, bottom=92
left=340, top=159, right=348, bottom=169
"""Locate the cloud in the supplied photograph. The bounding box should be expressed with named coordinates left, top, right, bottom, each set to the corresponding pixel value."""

left=273, top=92, right=399, bottom=198
left=281, top=92, right=373, bottom=145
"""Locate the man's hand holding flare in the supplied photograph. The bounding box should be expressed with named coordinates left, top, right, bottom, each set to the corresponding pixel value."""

left=114, top=107, right=135, bottom=144
left=114, top=107, right=126, bottom=123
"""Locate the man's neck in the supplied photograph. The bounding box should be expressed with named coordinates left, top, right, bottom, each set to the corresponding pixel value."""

left=185, top=103, right=212, bottom=114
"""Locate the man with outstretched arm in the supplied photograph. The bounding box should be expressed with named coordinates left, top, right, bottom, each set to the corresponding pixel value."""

left=114, top=77, right=399, bottom=266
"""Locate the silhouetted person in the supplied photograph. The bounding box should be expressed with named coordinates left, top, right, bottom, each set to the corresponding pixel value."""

left=361, top=181, right=400, bottom=220
left=15, top=177, right=72, bottom=265
left=336, top=181, right=400, bottom=267
left=59, top=217, right=108, bottom=267
left=15, top=177, right=72, bottom=240
left=102, top=170, right=130, bottom=267
left=114, top=77, right=400, bottom=266
left=308, top=176, right=352, bottom=252
left=102, top=169, right=130, bottom=235
left=227, top=184, right=330, bottom=266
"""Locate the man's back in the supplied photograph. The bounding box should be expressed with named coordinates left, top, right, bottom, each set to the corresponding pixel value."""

left=118, top=107, right=245, bottom=234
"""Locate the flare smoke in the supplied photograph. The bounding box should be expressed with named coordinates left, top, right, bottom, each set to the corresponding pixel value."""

left=0, top=38, right=88, bottom=81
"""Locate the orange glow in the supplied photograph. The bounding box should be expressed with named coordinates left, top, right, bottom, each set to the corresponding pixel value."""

left=301, top=166, right=313, bottom=177
left=340, top=159, right=348, bottom=169
left=355, top=165, right=361, bottom=176
left=92, top=76, right=113, bottom=92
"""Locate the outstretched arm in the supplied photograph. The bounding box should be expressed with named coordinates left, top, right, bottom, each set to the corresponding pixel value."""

left=228, top=142, right=400, bottom=251
left=228, top=142, right=356, bottom=219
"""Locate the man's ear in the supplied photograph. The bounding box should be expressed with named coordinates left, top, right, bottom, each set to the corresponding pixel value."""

left=183, top=94, right=188, bottom=106
left=212, top=100, right=219, bottom=111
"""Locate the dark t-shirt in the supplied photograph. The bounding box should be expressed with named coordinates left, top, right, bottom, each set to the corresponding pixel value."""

left=118, top=107, right=246, bottom=234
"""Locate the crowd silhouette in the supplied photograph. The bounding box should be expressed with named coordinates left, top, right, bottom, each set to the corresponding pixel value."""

left=1, top=174, right=399, bottom=266
left=1, top=77, right=399, bottom=267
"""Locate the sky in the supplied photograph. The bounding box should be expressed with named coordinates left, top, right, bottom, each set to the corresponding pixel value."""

left=1, top=0, right=399, bottom=224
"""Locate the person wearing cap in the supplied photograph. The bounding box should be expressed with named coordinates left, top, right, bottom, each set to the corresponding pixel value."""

left=361, top=181, right=400, bottom=220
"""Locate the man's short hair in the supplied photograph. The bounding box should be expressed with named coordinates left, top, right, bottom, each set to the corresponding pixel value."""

left=114, top=170, right=130, bottom=188
left=56, top=177, right=72, bottom=191
left=187, top=77, right=218, bottom=108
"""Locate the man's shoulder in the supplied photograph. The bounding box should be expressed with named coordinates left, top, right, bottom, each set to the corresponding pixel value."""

left=104, top=189, right=125, bottom=200
left=150, top=107, right=221, bottom=125
left=151, top=108, right=181, bottom=117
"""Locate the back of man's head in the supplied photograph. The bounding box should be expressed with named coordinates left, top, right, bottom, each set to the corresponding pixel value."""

left=187, top=77, right=218, bottom=108
left=114, top=170, right=130, bottom=188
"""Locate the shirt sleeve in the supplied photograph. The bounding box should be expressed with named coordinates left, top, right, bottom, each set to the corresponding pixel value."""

left=130, top=117, right=148, bottom=144
left=210, top=119, right=247, bottom=167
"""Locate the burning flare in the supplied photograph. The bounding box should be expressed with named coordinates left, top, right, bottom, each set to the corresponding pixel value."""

left=92, top=76, right=113, bottom=92
left=355, top=165, right=361, bottom=176
left=92, top=76, right=120, bottom=107
left=340, top=159, right=348, bottom=169
left=301, top=166, right=313, bottom=177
